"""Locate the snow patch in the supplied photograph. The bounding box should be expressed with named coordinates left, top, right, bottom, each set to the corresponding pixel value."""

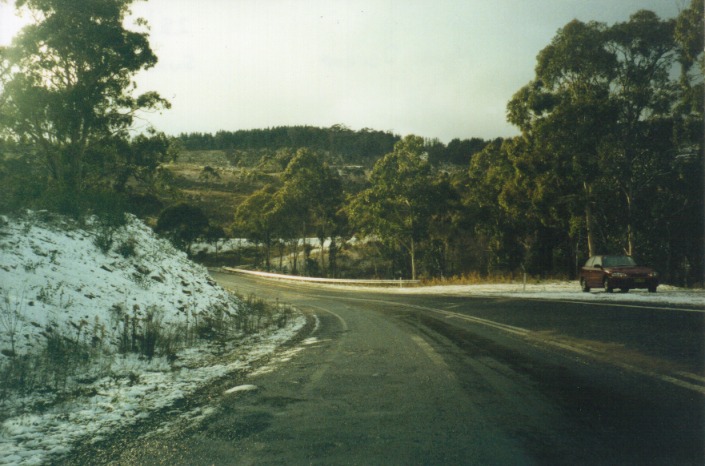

left=317, top=281, right=705, bottom=309
left=224, top=384, right=258, bottom=395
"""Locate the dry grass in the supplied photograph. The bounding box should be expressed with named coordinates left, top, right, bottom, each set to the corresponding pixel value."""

left=420, top=272, right=570, bottom=287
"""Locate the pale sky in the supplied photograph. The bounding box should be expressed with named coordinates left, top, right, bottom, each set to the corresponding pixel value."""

left=0, top=0, right=688, bottom=142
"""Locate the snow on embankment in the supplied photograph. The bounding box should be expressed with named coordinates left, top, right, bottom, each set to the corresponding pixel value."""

left=0, top=211, right=306, bottom=466
left=0, top=211, right=236, bottom=356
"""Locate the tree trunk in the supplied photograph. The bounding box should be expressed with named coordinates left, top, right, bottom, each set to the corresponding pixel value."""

left=329, top=237, right=337, bottom=277
left=410, top=238, right=417, bottom=281
left=290, top=239, right=299, bottom=274
left=625, top=192, right=634, bottom=256
left=278, top=241, right=284, bottom=270
left=584, top=182, right=596, bottom=257
left=318, top=236, right=326, bottom=274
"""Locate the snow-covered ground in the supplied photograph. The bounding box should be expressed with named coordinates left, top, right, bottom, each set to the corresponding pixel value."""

left=231, top=269, right=705, bottom=309
left=0, top=212, right=306, bottom=465
left=392, top=282, right=705, bottom=309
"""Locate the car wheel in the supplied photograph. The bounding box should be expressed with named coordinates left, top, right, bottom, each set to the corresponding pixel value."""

left=603, top=279, right=613, bottom=293
left=580, top=279, right=590, bottom=292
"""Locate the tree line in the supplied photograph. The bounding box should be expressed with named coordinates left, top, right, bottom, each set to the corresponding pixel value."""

left=0, top=0, right=702, bottom=285
left=176, top=125, right=489, bottom=168
left=230, top=5, right=703, bottom=284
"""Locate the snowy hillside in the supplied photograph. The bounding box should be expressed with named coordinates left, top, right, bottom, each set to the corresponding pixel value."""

left=0, top=211, right=238, bottom=356
left=0, top=211, right=306, bottom=465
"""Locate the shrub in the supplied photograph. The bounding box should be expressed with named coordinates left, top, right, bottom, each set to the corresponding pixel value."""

left=0, top=289, right=25, bottom=355
left=116, top=236, right=138, bottom=258
left=155, top=203, right=210, bottom=254
left=93, top=226, right=115, bottom=254
left=141, top=306, right=163, bottom=360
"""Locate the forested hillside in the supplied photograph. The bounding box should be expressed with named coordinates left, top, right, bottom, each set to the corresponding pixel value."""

left=175, top=125, right=489, bottom=168
left=0, top=1, right=702, bottom=285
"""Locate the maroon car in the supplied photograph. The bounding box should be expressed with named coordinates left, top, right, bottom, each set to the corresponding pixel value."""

left=580, top=255, right=659, bottom=293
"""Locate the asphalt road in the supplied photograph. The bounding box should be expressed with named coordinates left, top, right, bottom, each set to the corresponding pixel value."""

left=66, top=272, right=705, bottom=465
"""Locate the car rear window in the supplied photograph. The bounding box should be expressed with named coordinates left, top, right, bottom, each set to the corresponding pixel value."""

left=603, top=256, right=636, bottom=267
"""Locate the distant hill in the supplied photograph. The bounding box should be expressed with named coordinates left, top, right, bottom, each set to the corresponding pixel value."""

left=176, top=125, right=399, bottom=167
left=160, top=126, right=495, bottom=229
left=174, top=125, right=492, bottom=168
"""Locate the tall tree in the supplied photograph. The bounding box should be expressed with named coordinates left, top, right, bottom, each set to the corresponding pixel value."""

left=0, top=0, right=168, bottom=198
left=670, top=0, right=704, bottom=284
left=507, top=11, right=680, bottom=258
left=233, top=185, right=279, bottom=270
left=673, top=0, right=703, bottom=153
left=464, top=138, right=527, bottom=274
left=601, top=10, right=677, bottom=255
left=507, top=19, right=616, bottom=257
left=348, top=135, right=438, bottom=280
left=277, top=148, right=343, bottom=275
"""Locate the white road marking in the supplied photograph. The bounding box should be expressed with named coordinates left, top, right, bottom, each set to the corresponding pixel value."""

left=410, top=335, right=450, bottom=370
left=218, top=274, right=705, bottom=395
left=325, top=295, right=705, bottom=395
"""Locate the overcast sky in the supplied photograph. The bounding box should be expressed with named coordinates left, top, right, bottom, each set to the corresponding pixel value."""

left=0, top=0, right=688, bottom=142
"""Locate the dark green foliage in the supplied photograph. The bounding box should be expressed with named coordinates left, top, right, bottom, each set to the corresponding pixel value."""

left=0, top=0, right=169, bottom=196
left=155, top=203, right=210, bottom=254
left=0, top=144, right=48, bottom=214
left=347, top=136, right=444, bottom=280
left=0, top=136, right=170, bottom=217
left=108, top=131, right=175, bottom=193
left=177, top=125, right=399, bottom=166
left=232, top=149, right=345, bottom=275
left=94, top=226, right=115, bottom=254
left=177, top=126, right=489, bottom=168
left=496, top=5, right=704, bottom=283
left=124, top=193, right=164, bottom=218
left=431, top=137, right=489, bottom=166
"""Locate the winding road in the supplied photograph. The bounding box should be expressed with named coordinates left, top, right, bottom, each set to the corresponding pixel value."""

left=66, top=272, right=705, bottom=464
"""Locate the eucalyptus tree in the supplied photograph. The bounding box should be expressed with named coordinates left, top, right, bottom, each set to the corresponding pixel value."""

left=463, top=138, right=526, bottom=274
left=601, top=10, right=678, bottom=256
left=673, top=0, right=703, bottom=156
left=0, top=0, right=169, bottom=202
left=348, top=135, right=438, bottom=280
left=277, top=148, right=343, bottom=274
left=155, top=203, right=210, bottom=256
left=507, top=19, right=617, bottom=257
left=668, top=0, right=704, bottom=284
left=233, top=185, right=279, bottom=270
left=507, top=11, right=681, bottom=258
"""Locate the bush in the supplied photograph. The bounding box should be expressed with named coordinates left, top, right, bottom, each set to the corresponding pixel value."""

left=116, top=236, right=138, bottom=258
left=94, top=226, right=115, bottom=254
left=0, top=150, right=50, bottom=214
left=0, top=329, right=95, bottom=399
left=155, top=203, right=210, bottom=253
left=89, top=191, right=128, bottom=229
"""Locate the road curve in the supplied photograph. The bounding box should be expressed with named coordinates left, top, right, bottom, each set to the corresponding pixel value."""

left=64, top=272, right=705, bottom=465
